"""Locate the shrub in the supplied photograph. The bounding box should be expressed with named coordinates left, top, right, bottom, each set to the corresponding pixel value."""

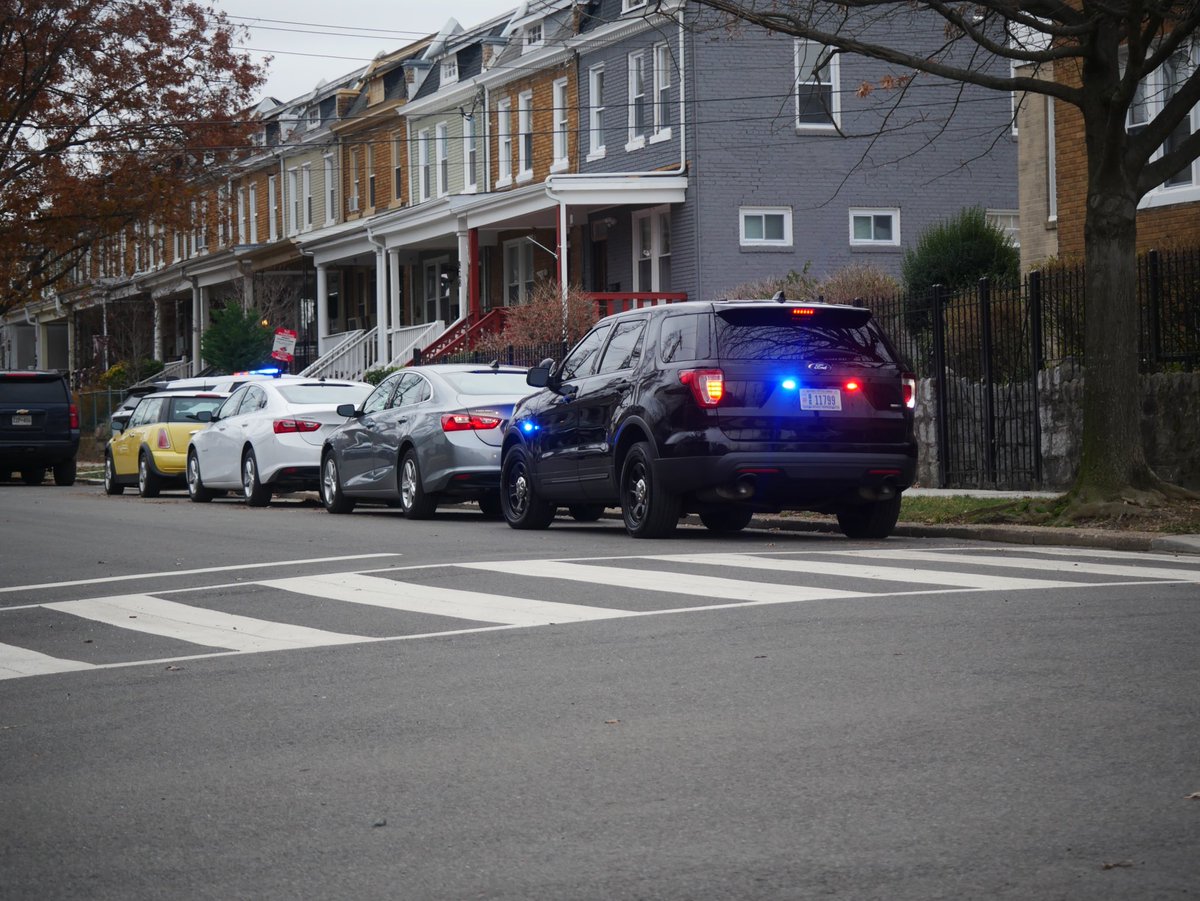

left=724, top=267, right=818, bottom=301
left=817, top=263, right=900, bottom=305
left=200, top=301, right=274, bottom=373
left=902, top=206, right=1019, bottom=296
left=364, top=366, right=400, bottom=385
left=473, top=281, right=599, bottom=356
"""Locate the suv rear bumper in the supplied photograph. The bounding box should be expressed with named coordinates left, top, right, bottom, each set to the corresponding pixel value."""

left=1, top=436, right=80, bottom=468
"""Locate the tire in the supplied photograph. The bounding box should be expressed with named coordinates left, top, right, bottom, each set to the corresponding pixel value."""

left=20, top=468, right=43, bottom=486
left=568, top=504, right=606, bottom=523
left=103, top=454, right=124, bottom=495
left=836, top=494, right=903, bottom=540
left=500, top=445, right=555, bottom=530
left=620, top=442, right=680, bottom=539
left=137, top=452, right=162, bottom=498
left=241, top=449, right=271, bottom=507
left=699, top=507, right=754, bottom=533
left=398, top=449, right=438, bottom=519
left=52, top=459, right=76, bottom=486
left=321, top=453, right=356, bottom=514
left=186, top=450, right=213, bottom=503
left=477, top=491, right=503, bottom=519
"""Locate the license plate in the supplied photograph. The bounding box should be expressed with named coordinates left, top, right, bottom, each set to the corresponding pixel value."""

left=11, top=414, right=32, bottom=426
left=800, top=389, right=841, bottom=411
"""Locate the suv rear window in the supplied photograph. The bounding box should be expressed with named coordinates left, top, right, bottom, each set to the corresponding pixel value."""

left=0, top=377, right=68, bottom=404
left=714, top=307, right=897, bottom=365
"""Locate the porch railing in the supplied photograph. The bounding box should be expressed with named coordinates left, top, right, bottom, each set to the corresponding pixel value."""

left=130, top=357, right=192, bottom=388
left=299, top=328, right=376, bottom=380
left=586, top=292, right=689, bottom=317
left=387, top=321, right=445, bottom=368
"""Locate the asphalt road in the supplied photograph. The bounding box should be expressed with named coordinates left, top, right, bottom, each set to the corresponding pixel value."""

left=2, top=482, right=1198, bottom=900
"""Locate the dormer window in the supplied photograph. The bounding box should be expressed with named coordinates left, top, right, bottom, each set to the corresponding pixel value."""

left=622, top=0, right=648, bottom=12
left=306, top=106, right=320, bottom=130
left=524, top=22, right=543, bottom=50
left=442, top=58, right=458, bottom=83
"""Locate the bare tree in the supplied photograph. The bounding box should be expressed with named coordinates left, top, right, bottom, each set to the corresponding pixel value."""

left=677, top=0, right=1200, bottom=514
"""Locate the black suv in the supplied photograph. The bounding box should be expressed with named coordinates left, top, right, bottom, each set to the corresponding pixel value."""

left=0, top=370, right=80, bottom=486
left=499, top=300, right=916, bottom=539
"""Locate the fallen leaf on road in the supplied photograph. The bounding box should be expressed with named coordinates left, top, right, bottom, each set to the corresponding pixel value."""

left=1187, top=792, right=1200, bottom=800
left=605, top=719, right=620, bottom=725
left=373, top=819, right=387, bottom=828
left=165, top=665, right=184, bottom=672
left=1101, top=861, right=1134, bottom=870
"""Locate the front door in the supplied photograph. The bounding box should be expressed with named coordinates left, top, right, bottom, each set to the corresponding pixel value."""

left=424, top=257, right=458, bottom=324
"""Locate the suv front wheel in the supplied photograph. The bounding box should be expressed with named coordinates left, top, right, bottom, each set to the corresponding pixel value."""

left=620, top=442, right=680, bottom=539
left=836, top=494, right=903, bottom=540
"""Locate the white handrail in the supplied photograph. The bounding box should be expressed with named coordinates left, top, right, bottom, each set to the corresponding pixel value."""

left=388, top=321, right=445, bottom=368
left=299, top=327, right=378, bottom=380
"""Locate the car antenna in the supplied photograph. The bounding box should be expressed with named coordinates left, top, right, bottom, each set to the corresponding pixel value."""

left=489, top=359, right=499, bottom=370
left=772, top=290, right=787, bottom=303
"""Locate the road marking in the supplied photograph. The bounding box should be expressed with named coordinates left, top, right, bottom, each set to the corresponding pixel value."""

left=869, top=551, right=1200, bottom=582
left=460, top=560, right=869, bottom=603
left=0, top=554, right=401, bottom=595
left=0, top=643, right=96, bottom=679
left=42, top=595, right=366, bottom=652
left=1012, top=546, right=1200, bottom=565
left=262, top=573, right=632, bottom=626
left=641, top=553, right=1081, bottom=591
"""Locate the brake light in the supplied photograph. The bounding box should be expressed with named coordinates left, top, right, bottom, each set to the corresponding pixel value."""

left=273, top=418, right=322, bottom=433
left=791, top=308, right=816, bottom=316
left=441, top=411, right=502, bottom=432
left=69, top=403, right=79, bottom=429
left=844, top=380, right=860, bottom=392
left=679, top=369, right=724, bottom=407
left=901, top=373, right=916, bottom=409
left=156, top=428, right=171, bottom=450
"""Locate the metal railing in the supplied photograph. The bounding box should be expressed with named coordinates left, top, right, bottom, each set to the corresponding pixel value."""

left=298, top=328, right=375, bottom=380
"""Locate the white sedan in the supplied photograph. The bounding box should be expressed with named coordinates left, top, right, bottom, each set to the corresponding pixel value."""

left=186, top=377, right=372, bottom=506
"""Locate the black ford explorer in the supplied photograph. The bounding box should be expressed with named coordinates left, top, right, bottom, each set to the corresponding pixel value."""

left=1, top=370, right=80, bottom=486
left=499, top=299, right=917, bottom=539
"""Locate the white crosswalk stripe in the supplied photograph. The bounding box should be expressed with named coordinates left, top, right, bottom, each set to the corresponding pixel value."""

left=873, top=550, right=1200, bottom=582
left=0, top=642, right=96, bottom=679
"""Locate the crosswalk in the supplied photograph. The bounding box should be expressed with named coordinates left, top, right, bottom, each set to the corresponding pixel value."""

left=3, top=547, right=1198, bottom=681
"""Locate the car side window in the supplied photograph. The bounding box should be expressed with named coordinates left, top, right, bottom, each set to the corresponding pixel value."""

left=597, top=320, right=647, bottom=374
left=362, top=376, right=397, bottom=415
left=660, top=314, right=705, bottom=363
left=216, top=388, right=246, bottom=419
left=560, top=325, right=613, bottom=381
left=394, top=374, right=431, bottom=407
left=130, top=398, right=157, bottom=427
left=238, top=386, right=266, bottom=415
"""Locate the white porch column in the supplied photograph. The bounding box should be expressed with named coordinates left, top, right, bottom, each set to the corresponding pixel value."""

left=456, top=225, right=470, bottom=321
left=152, top=299, right=163, bottom=362
left=558, top=201, right=570, bottom=332
left=375, top=246, right=388, bottom=366
left=35, top=319, right=48, bottom=370
left=388, top=249, right=402, bottom=333
left=316, top=264, right=329, bottom=356
left=190, top=281, right=202, bottom=375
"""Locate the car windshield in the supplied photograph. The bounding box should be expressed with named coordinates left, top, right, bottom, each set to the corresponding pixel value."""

left=437, top=371, right=531, bottom=395
left=714, top=307, right=897, bottom=365
left=168, top=397, right=225, bottom=422
left=0, top=378, right=67, bottom=403
left=276, top=384, right=371, bottom=405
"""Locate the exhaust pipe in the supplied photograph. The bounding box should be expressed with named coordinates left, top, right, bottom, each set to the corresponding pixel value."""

left=716, top=475, right=756, bottom=501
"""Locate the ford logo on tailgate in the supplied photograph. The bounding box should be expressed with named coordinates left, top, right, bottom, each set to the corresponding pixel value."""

left=806, top=362, right=831, bottom=372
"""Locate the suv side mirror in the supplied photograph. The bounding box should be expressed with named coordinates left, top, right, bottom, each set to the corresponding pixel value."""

left=527, top=357, right=560, bottom=391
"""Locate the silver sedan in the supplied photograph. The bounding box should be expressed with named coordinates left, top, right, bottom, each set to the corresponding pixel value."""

left=319, top=364, right=533, bottom=518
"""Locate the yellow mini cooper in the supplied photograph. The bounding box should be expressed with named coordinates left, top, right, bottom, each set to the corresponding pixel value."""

left=104, top=391, right=227, bottom=497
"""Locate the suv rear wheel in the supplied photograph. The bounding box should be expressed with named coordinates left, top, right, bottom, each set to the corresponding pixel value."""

left=621, top=442, right=680, bottom=539
left=20, top=468, right=43, bottom=486
left=836, top=494, right=903, bottom=540
left=52, top=459, right=76, bottom=486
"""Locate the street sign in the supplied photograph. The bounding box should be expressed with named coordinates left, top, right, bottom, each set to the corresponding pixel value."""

left=270, top=328, right=298, bottom=362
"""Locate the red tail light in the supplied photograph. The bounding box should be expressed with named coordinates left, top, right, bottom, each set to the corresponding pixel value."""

left=273, top=418, right=322, bottom=434
left=901, top=373, right=916, bottom=409
left=156, top=428, right=171, bottom=450
left=679, top=369, right=724, bottom=407
left=69, top=403, right=79, bottom=429
left=441, top=411, right=502, bottom=432
left=844, top=380, right=860, bottom=392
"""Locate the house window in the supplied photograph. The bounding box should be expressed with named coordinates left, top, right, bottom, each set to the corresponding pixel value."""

left=349, top=148, right=360, bottom=212
left=287, top=169, right=299, bottom=235
left=217, top=185, right=227, bottom=245
left=436, top=122, right=449, bottom=196
left=795, top=40, right=839, bottom=130
left=653, top=43, right=672, bottom=137
left=503, top=239, right=535, bottom=304
left=147, top=222, right=157, bottom=269
left=1046, top=96, right=1057, bottom=222
left=463, top=115, right=478, bottom=190
left=248, top=185, right=258, bottom=242
left=588, top=65, right=606, bottom=159
left=442, top=58, right=458, bottom=83
left=628, top=51, right=648, bottom=147
left=1125, top=42, right=1200, bottom=195
left=632, top=206, right=671, bottom=291
left=497, top=99, right=513, bottom=185
left=553, top=78, right=569, bottom=167
left=367, top=143, right=376, bottom=207
left=849, top=208, right=900, bottom=246
left=987, top=209, right=1021, bottom=247
left=524, top=22, right=543, bottom=51
left=236, top=188, right=246, bottom=243
left=302, top=164, right=312, bottom=229
left=393, top=133, right=403, bottom=201
left=622, top=0, right=647, bottom=11
left=268, top=175, right=278, bottom=241
left=324, top=156, right=336, bottom=224
left=740, top=207, right=793, bottom=246
left=307, top=106, right=320, bottom=130
left=518, top=91, right=533, bottom=179
left=418, top=128, right=432, bottom=201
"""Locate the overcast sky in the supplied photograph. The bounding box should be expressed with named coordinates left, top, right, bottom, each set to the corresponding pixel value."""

left=213, top=0, right=519, bottom=104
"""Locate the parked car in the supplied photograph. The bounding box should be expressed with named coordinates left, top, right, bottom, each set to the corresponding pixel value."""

left=319, top=364, right=534, bottom=518
left=104, top=391, right=229, bottom=497
left=111, top=373, right=306, bottom=433
left=186, top=378, right=371, bottom=505
left=0, top=370, right=80, bottom=486
left=499, top=299, right=917, bottom=539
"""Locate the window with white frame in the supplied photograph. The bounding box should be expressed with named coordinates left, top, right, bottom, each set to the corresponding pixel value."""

left=628, top=50, right=648, bottom=146
left=268, top=175, right=278, bottom=240
left=524, top=22, right=543, bottom=51
left=287, top=169, right=299, bottom=235
left=740, top=206, right=793, bottom=246
left=497, top=99, right=512, bottom=184
left=1128, top=42, right=1199, bottom=198
left=324, top=156, right=336, bottom=223
left=849, top=208, right=900, bottom=246
left=436, top=122, right=449, bottom=196
left=147, top=222, right=157, bottom=268
left=367, top=143, right=376, bottom=207
left=302, top=164, right=312, bottom=229
left=248, top=184, right=258, bottom=242
left=622, top=0, right=647, bottom=11
left=518, top=91, right=533, bottom=178
left=986, top=209, right=1021, bottom=247
left=553, top=78, right=569, bottom=167
left=463, top=115, right=477, bottom=190
left=349, top=148, right=360, bottom=212
left=307, top=106, right=320, bottom=130
left=1046, top=95, right=1057, bottom=222
left=795, top=40, right=839, bottom=130
left=588, top=64, right=605, bottom=158
left=632, top=205, right=671, bottom=291
left=236, top=187, right=246, bottom=243
left=418, top=128, right=432, bottom=201
left=217, top=185, right=227, bottom=245
left=442, top=57, right=458, bottom=83
left=503, top=239, right=535, bottom=304
left=653, top=43, right=672, bottom=137
left=393, top=133, right=403, bottom=201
